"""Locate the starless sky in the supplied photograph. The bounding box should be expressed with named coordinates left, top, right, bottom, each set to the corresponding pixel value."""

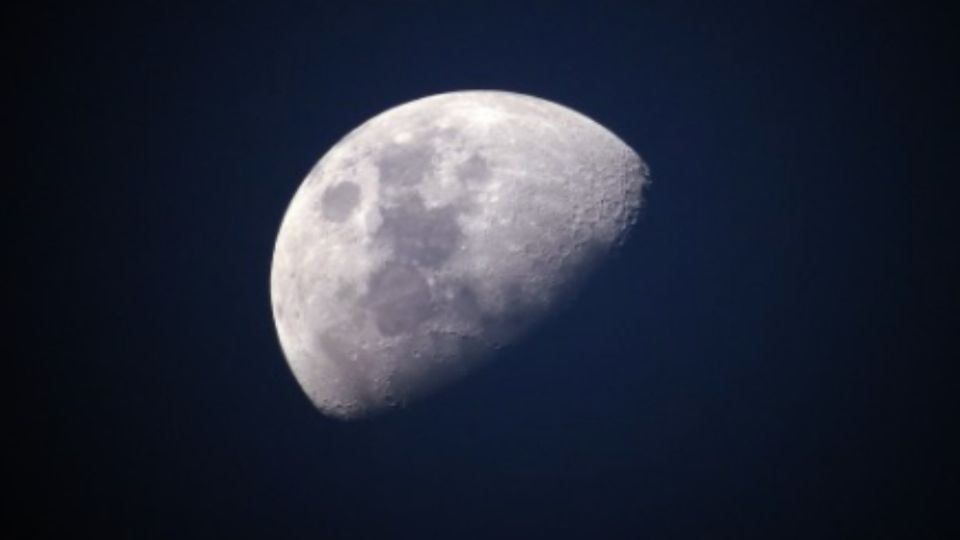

left=10, top=1, right=957, bottom=538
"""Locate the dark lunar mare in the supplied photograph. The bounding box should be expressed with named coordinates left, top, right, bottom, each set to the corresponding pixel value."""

left=319, top=181, right=361, bottom=222
left=365, top=262, right=434, bottom=336
left=376, top=194, right=461, bottom=268
left=367, top=140, right=490, bottom=360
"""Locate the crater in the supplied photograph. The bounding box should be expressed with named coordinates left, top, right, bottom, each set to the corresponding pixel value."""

left=457, top=154, right=491, bottom=183
left=366, top=262, right=433, bottom=336
left=320, top=181, right=361, bottom=222
left=377, top=144, right=433, bottom=186
left=377, top=195, right=462, bottom=267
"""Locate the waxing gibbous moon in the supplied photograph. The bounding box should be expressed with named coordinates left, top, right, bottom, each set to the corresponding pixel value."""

left=271, top=90, right=649, bottom=420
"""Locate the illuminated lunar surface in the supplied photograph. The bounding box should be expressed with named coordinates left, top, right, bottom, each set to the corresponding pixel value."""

left=271, top=91, right=649, bottom=419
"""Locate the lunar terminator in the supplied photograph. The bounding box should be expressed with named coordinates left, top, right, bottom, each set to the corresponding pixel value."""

left=271, top=91, right=649, bottom=419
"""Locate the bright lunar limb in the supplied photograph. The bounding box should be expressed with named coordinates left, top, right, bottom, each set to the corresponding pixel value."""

left=271, top=91, right=649, bottom=420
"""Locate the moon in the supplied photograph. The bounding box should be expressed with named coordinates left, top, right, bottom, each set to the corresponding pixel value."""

left=271, top=91, right=649, bottom=420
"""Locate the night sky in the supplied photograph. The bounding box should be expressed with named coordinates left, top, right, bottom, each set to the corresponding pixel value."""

left=12, top=2, right=957, bottom=538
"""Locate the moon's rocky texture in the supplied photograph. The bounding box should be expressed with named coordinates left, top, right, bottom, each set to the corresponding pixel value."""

left=271, top=91, right=649, bottom=420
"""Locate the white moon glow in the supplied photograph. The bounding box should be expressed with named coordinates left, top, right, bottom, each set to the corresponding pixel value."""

left=271, top=91, right=649, bottom=419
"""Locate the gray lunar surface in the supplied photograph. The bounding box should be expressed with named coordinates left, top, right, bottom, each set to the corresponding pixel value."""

left=271, top=91, right=649, bottom=419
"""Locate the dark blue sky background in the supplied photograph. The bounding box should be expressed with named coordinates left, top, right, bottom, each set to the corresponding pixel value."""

left=12, top=1, right=956, bottom=538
